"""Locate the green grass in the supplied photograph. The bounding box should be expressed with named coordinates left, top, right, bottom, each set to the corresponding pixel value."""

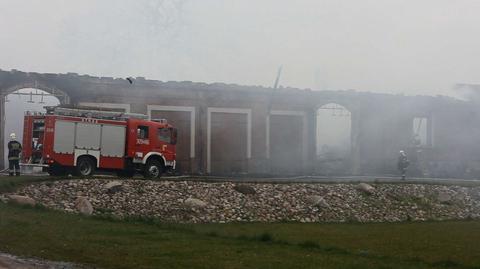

left=1, top=203, right=480, bottom=269
left=188, top=221, right=480, bottom=268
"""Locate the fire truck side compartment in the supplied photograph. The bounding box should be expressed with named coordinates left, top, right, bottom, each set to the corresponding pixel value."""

left=53, top=120, right=75, bottom=154
left=101, top=125, right=126, bottom=157
left=75, top=123, right=101, bottom=150
left=54, top=120, right=127, bottom=166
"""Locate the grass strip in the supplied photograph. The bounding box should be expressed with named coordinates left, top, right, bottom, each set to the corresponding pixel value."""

left=0, top=203, right=458, bottom=269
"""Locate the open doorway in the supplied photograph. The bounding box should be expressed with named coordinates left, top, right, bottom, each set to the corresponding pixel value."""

left=4, top=88, right=60, bottom=167
left=408, top=116, right=432, bottom=177
left=412, top=117, right=430, bottom=147
left=316, top=103, right=352, bottom=175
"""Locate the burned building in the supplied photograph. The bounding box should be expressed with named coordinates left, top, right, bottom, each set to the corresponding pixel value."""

left=1, top=69, right=479, bottom=178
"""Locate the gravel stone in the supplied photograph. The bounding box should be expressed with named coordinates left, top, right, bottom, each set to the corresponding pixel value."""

left=8, top=195, right=36, bottom=206
left=75, top=196, right=93, bottom=215
left=9, top=179, right=480, bottom=223
left=233, top=184, right=256, bottom=195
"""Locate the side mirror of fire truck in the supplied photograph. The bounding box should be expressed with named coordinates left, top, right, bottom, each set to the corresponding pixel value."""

left=170, top=128, right=177, bottom=145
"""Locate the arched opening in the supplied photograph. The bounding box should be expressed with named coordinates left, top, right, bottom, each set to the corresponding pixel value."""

left=315, top=103, right=352, bottom=175
left=3, top=88, right=61, bottom=168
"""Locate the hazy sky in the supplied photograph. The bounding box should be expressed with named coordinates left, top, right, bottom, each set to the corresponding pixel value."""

left=1, top=0, right=479, bottom=96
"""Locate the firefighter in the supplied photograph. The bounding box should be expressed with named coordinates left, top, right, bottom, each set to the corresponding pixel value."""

left=397, top=150, right=410, bottom=180
left=8, top=133, right=22, bottom=176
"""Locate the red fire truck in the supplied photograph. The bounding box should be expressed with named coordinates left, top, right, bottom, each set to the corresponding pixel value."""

left=22, top=106, right=177, bottom=178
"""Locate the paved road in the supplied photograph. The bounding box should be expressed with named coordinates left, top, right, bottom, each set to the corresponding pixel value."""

left=3, top=171, right=480, bottom=186
left=173, top=175, right=480, bottom=186
left=0, top=252, right=84, bottom=269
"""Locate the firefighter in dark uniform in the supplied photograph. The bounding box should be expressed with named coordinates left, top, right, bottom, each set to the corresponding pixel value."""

left=8, top=133, right=22, bottom=176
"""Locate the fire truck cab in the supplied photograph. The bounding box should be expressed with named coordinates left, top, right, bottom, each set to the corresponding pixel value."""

left=22, top=106, right=177, bottom=178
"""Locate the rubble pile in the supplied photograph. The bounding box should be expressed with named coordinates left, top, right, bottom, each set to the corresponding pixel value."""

left=3, top=179, right=480, bottom=223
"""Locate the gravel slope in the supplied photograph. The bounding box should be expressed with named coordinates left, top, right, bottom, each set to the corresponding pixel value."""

left=4, top=179, right=480, bottom=223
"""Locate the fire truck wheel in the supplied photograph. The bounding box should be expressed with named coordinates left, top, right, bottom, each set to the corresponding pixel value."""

left=75, top=157, right=96, bottom=177
left=144, top=159, right=163, bottom=179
